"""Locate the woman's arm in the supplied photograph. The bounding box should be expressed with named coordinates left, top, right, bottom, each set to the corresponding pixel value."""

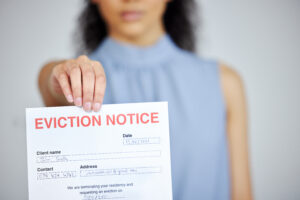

left=220, top=63, right=253, bottom=200
left=38, top=55, right=106, bottom=111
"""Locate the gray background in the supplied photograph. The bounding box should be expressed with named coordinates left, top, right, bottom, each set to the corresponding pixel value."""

left=0, top=0, right=299, bottom=199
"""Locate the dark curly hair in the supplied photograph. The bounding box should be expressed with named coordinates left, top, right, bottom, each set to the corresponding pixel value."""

left=76, top=0, right=199, bottom=54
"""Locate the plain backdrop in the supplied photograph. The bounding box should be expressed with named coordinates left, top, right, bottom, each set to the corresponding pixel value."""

left=0, top=0, right=299, bottom=199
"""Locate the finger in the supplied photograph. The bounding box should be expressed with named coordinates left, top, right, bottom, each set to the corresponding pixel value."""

left=92, top=61, right=106, bottom=112
left=53, top=67, right=73, bottom=103
left=81, top=62, right=95, bottom=111
left=77, top=55, right=89, bottom=63
left=69, top=66, right=82, bottom=106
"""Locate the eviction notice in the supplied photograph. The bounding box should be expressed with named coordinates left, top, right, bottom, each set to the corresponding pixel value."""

left=26, top=101, right=173, bottom=200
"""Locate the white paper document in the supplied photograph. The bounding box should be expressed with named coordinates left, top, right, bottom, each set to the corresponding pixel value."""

left=26, top=102, right=172, bottom=200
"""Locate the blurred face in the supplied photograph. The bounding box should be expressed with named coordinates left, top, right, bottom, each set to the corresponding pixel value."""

left=92, top=0, right=169, bottom=40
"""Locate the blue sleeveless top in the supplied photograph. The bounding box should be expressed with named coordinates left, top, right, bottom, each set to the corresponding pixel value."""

left=88, top=34, right=230, bottom=200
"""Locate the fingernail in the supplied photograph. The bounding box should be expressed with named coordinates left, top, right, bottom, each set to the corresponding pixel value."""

left=84, top=102, right=92, bottom=111
left=75, top=97, right=82, bottom=106
left=93, top=103, right=101, bottom=112
left=66, top=95, right=73, bottom=103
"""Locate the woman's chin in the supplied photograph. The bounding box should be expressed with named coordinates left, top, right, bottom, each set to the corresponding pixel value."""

left=117, top=28, right=147, bottom=40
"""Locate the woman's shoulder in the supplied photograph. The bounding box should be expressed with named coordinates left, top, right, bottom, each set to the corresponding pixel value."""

left=219, top=62, right=246, bottom=111
left=219, top=62, right=243, bottom=84
left=219, top=62, right=244, bottom=94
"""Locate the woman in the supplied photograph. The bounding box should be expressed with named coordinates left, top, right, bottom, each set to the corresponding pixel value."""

left=39, top=0, right=252, bottom=199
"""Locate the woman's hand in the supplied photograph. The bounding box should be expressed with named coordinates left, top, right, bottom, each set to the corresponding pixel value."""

left=48, top=55, right=106, bottom=112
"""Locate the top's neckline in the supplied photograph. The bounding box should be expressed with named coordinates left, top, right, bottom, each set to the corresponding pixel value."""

left=91, top=33, right=179, bottom=66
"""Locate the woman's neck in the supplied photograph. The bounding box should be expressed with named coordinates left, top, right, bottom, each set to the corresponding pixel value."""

left=109, top=24, right=166, bottom=47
